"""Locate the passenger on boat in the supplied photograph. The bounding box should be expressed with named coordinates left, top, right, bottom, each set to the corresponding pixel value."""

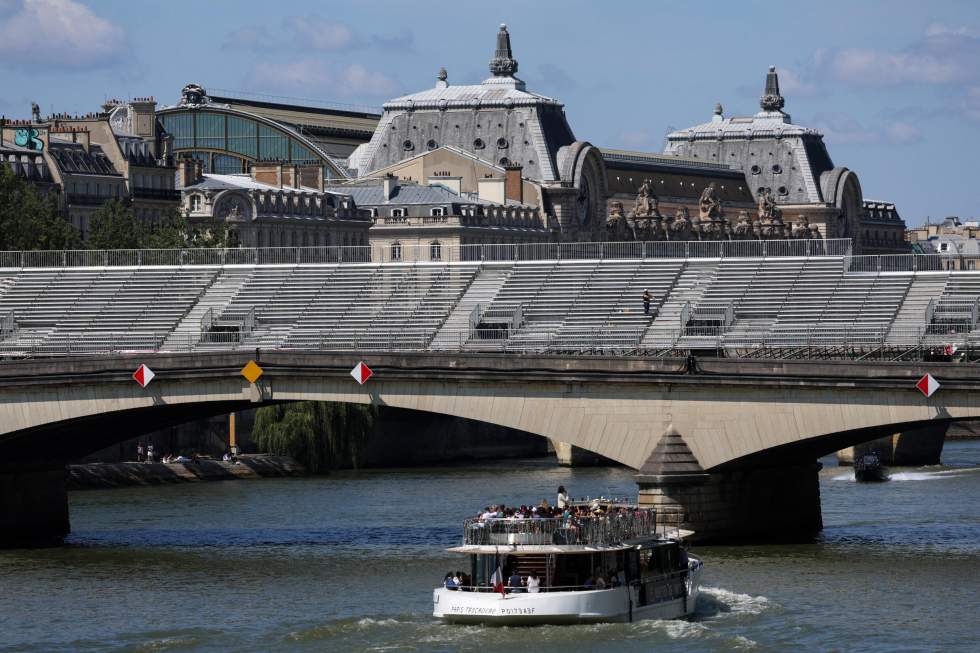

left=444, top=572, right=457, bottom=590
left=527, top=572, right=540, bottom=593
left=595, top=574, right=607, bottom=589
left=583, top=575, right=595, bottom=589
left=557, top=485, right=569, bottom=509
left=508, top=571, right=525, bottom=593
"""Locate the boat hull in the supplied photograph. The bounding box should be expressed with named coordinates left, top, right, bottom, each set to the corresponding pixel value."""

left=434, top=566, right=702, bottom=626
left=855, top=468, right=889, bottom=482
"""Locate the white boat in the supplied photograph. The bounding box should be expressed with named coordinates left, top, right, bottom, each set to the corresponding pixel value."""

left=433, top=501, right=703, bottom=625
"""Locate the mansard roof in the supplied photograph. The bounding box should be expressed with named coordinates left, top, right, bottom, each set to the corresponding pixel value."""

left=350, top=24, right=576, bottom=183
left=664, top=67, right=835, bottom=205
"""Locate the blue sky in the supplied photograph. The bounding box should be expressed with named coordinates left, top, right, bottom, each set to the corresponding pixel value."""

left=1, top=0, right=977, bottom=225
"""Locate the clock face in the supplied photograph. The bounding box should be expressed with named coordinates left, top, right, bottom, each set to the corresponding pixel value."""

left=576, top=175, right=592, bottom=225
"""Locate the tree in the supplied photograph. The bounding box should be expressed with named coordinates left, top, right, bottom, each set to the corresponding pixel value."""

left=87, top=199, right=143, bottom=250
left=141, top=209, right=190, bottom=250
left=251, top=401, right=377, bottom=473
left=0, top=165, right=79, bottom=251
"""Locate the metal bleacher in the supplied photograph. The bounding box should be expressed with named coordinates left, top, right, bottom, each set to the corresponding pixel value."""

left=1, top=239, right=979, bottom=360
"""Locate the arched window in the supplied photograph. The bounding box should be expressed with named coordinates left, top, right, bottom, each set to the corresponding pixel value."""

left=430, top=207, right=446, bottom=217
left=391, top=208, right=406, bottom=218
left=190, top=195, right=202, bottom=212
left=391, top=241, right=403, bottom=261
left=430, top=240, right=442, bottom=261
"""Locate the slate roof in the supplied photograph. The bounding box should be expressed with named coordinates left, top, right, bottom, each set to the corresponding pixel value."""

left=187, top=173, right=351, bottom=199
left=325, top=182, right=492, bottom=207
left=47, top=141, right=121, bottom=177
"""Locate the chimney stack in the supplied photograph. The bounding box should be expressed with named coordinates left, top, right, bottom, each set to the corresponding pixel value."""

left=504, top=165, right=523, bottom=204
left=177, top=156, right=202, bottom=188
left=382, top=173, right=398, bottom=201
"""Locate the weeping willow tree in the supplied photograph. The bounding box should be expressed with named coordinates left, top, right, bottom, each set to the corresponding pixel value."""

left=251, top=402, right=377, bottom=473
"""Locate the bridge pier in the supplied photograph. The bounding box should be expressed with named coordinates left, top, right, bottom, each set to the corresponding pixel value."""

left=0, top=466, right=70, bottom=547
left=635, top=426, right=822, bottom=543
left=837, top=422, right=948, bottom=466
left=550, top=439, right=616, bottom=466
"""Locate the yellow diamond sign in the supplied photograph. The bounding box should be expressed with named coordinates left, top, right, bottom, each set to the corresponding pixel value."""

left=241, top=360, right=264, bottom=384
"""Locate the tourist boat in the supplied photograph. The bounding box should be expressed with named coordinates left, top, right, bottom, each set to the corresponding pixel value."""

left=432, top=501, right=703, bottom=625
left=854, top=451, right=889, bottom=482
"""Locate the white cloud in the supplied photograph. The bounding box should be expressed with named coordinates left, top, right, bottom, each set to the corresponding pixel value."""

left=813, top=25, right=980, bottom=87
left=223, top=17, right=408, bottom=53
left=245, top=60, right=398, bottom=99
left=285, top=17, right=354, bottom=51
left=0, top=0, right=127, bottom=70
left=816, top=47, right=962, bottom=86
left=775, top=67, right=817, bottom=96
left=811, top=112, right=922, bottom=146
left=962, top=86, right=980, bottom=123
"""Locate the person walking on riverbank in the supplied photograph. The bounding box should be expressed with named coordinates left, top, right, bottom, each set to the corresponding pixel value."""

left=136, top=443, right=144, bottom=463
left=146, top=444, right=154, bottom=463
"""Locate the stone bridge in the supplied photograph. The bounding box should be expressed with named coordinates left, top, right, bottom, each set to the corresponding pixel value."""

left=1, top=351, right=975, bottom=546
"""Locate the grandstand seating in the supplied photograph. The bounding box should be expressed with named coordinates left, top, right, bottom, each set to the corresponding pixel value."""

left=1, top=247, right=979, bottom=358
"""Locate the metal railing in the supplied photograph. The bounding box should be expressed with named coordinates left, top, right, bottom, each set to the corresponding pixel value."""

left=462, top=511, right=657, bottom=547
left=1, top=325, right=976, bottom=361
left=0, top=239, right=853, bottom=270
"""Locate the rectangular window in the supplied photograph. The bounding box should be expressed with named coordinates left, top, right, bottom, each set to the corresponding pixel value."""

left=213, top=154, right=244, bottom=175
left=227, top=116, right=257, bottom=158
left=195, top=112, right=225, bottom=150
left=258, top=124, right=288, bottom=161
left=161, top=113, right=194, bottom=150
left=290, top=142, right=316, bottom=163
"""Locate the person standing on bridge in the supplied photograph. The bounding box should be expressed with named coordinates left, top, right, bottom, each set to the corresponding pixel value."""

left=643, top=289, right=652, bottom=315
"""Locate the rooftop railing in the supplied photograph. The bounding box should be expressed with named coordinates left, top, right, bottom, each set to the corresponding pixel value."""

left=0, top=239, right=852, bottom=270
left=462, top=511, right=658, bottom=547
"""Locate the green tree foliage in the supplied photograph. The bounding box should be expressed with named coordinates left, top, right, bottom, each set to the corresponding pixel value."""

left=88, top=202, right=238, bottom=250
left=0, top=165, right=79, bottom=250
left=251, top=401, right=377, bottom=473
left=87, top=199, right=143, bottom=250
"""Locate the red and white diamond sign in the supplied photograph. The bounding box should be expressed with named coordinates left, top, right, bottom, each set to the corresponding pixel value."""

left=916, top=373, right=940, bottom=398
left=133, top=363, right=155, bottom=388
left=350, top=361, right=373, bottom=385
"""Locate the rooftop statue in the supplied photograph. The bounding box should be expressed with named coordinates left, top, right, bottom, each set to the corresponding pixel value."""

left=699, top=183, right=722, bottom=220
left=757, top=187, right=782, bottom=222
left=669, top=207, right=691, bottom=240
left=606, top=201, right=635, bottom=242
left=632, top=180, right=659, bottom=218
left=733, top=211, right=752, bottom=239
left=791, top=215, right=810, bottom=239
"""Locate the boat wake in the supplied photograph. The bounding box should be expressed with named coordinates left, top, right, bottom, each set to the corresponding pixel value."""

left=283, top=585, right=773, bottom=650
left=696, top=586, right=773, bottom=618
left=832, top=467, right=977, bottom=482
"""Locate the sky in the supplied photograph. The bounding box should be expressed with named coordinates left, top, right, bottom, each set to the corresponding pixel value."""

left=0, top=0, right=977, bottom=225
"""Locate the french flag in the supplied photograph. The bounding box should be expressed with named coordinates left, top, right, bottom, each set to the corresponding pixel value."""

left=491, top=566, right=505, bottom=597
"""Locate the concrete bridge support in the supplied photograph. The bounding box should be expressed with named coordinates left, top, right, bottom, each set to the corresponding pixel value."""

left=0, top=466, right=70, bottom=547
left=635, top=427, right=822, bottom=543
left=550, top=439, right=617, bottom=466
left=837, top=422, right=948, bottom=466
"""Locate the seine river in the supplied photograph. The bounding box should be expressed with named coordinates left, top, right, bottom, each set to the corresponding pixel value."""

left=2, top=441, right=979, bottom=653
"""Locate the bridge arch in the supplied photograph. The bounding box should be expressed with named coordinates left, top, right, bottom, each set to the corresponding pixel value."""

left=2, top=351, right=977, bottom=545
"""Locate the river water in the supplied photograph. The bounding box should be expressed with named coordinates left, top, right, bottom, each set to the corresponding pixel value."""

left=2, top=441, right=979, bottom=653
